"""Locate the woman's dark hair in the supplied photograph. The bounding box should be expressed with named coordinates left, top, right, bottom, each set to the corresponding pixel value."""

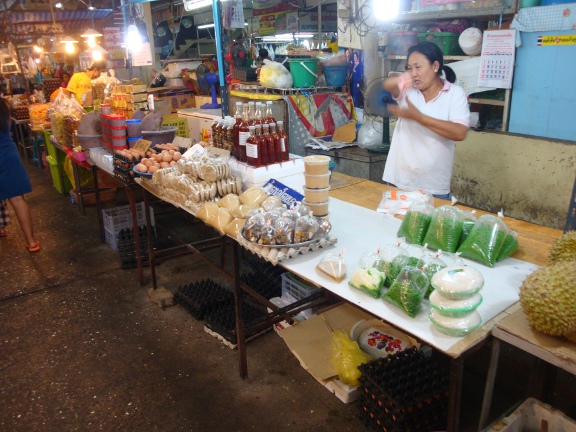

left=407, top=41, right=456, bottom=83
left=258, top=48, right=269, bottom=59
left=0, top=98, right=10, bottom=133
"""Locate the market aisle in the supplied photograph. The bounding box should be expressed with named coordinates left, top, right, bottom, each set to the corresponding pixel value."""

left=0, top=164, right=362, bottom=431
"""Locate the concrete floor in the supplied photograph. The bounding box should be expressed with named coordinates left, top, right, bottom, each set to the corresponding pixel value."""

left=1, top=164, right=575, bottom=432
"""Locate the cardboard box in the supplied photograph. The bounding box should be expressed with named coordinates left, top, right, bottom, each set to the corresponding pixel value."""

left=156, top=93, right=195, bottom=112
left=195, top=95, right=222, bottom=108
left=280, top=303, right=373, bottom=404
left=153, top=99, right=171, bottom=117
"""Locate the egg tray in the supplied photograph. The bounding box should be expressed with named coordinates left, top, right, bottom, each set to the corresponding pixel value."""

left=240, top=272, right=282, bottom=300
left=174, top=279, right=234, bottom=320
left=117, top=226, right=155, bottom=269
left=356, top=348, right=449, bottom=431
left=236, top=233, right=338, bottom=266
left=203, top=299, right=269, bottom=347
left=151, top=145, right=187, bottom=154
left=243, top=255, right=286, bottom=287
left=114, top=154, right=142, bottom=168
left=113, top=167, right=137, bottom=184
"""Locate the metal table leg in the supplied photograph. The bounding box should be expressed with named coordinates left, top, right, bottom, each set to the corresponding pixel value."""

left=478, top=338, right=501, bottom=431
left=232, top=241, right=248, bottom=378
left=126, top=186, right=144, bottom=286
left=448, top=356, right=465, bottom=432
left=92, top=166, right=105, bottom=243
left=143, top=190, right=157, bottom=289
left=71, top=162, right=85, bottom=215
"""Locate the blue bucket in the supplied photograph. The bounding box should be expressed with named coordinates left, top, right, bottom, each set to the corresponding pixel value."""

left=323, top=65, right=347, bottom=87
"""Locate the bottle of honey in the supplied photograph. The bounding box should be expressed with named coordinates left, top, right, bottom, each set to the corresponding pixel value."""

left=276, top=120, right=289, bottom=161
left=269, top=123, right=281, bottom=163
left=262, top=124, right=275, bottom=164
left=264, top=101, right=275, bottom=124
left=255, top=124, right=267, bottom=166
left=232, top=102, right=242, bottom=159
left=245, top=125, right=260, bottom=167
left=238, top=105, right=250, bottom=163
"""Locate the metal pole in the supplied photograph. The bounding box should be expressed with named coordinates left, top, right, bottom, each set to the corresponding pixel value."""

left=212, top=0, right=228, bottom=115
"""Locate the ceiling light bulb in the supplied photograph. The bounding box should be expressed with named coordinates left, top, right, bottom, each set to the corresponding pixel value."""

left=92, top=50, right=102, bottom=60
left=374, top=0, right=400, bottom=21
left=65, top=42, right=75, bottom=53
left=126, top=25, right=141, bottom=51
left=87, top=36, right=96, bottom=47
left=55, top=2, right=62, bottom=8
left=88, top=5, right=95, bottom=10
left=33, top=45, right=42, bottom=53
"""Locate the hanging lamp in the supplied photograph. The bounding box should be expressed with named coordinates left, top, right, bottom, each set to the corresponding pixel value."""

left=60, top=36, right=79, bottom=53
left=81, top=28, right=103, bottom=48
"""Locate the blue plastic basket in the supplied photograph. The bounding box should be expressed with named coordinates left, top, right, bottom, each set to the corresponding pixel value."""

left=323, top=65, right=347, bottom=87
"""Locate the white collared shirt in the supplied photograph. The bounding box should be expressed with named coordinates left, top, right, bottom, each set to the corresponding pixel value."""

left=382, top=80, right=470, bottom=195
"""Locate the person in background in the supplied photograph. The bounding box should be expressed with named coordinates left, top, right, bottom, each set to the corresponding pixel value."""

left=258, top=48, right=270, bottom=64
left=66, top=60, right=106, bottom=105
left=382, top=42, right=470, bottom=200
left=54, top=62, right=66, bottom=80
left=0, top=200, right=10, bottom=237
left=60, top=72, right=70, bottom=88
left=0, top=98, right=39, bottom=251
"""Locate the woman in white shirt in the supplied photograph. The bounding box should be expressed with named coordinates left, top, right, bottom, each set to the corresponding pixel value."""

left=382, top=42, right=470, bottom=199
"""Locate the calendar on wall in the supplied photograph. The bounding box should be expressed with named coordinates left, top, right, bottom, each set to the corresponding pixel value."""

left=478, top=29, right=517, bottom=89
left=132, top=42, right=153, bottom=67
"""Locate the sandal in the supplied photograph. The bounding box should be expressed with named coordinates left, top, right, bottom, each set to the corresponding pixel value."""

left=26, top=242, right=40, bottom=252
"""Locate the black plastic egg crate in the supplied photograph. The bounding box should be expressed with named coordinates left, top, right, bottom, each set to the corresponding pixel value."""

left=174, top=279, right=234, bottom=320
left=357, top=348, right=449, bottom=432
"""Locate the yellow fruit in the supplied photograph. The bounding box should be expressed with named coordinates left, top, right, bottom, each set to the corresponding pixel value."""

left=549, top=230, right=576, bottom=264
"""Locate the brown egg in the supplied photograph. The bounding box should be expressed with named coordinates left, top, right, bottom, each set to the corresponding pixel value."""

left=173, top=152, right=182, bottom=161
left=162, top=153, right=173, bottom=163
left=160, top=162, right=170, bottom=168
left=135, top=163, right=148, bottom=172
left=168, top=149, right=175, bottom=155
left=148, top=166, right=159, bottom=173
left=169, top=161, right=177, bottom=166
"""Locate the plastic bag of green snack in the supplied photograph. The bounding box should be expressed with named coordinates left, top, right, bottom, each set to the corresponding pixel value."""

left=496, top=229, right=519, bottom=262
left=382, top=266, right=429, bottom=318
left=423, top=205, right=465, bottom=253
left=417, top=252, right=448, bottom=297
left=349, top=267, right=387, bottom=299
left=397, top=202, right=435, bottom=245
left=377, top=244, right=410, bottom=287
left=459, top=210, right=477, bottom=247
left=457, top=215, right=508, bottom=267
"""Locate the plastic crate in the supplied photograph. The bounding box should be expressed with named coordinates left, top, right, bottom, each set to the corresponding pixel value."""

left=162, top=117, right=190, bottom=138
left=281, top=272, right=320, bottom=301
left=102, top=202, right=155, bottom=249
left=231, top=66, right=258, bottom=82
left=418, top=32, right=462, bottom=55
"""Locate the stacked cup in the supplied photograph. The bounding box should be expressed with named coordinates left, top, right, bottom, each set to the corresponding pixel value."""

left=428, top=266, right=484, bottom=337
left=303, top=155, right=331, bottom=217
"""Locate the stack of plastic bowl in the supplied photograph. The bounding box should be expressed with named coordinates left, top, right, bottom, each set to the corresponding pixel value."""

left=302, top=155, right=331, bottom=217
left=428, top=266, right=484, bottom=337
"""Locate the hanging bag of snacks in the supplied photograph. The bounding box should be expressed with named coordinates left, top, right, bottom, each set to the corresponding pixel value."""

left=397, top=201, right=435, bottom=245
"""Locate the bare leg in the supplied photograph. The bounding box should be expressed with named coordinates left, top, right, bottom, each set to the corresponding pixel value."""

left=7, top=195, right=38, bottom=248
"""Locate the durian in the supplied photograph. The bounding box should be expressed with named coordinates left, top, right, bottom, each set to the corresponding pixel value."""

left=564, top=331, right=576, bottom=343
left=519, top=261, right=576, bottom=336
left=549, top=230, right=576, bottom=264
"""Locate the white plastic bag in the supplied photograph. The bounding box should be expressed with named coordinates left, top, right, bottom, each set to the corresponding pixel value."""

left=357, top=118, right=383, bottom=150
left=259, top=59, right=293, bottom=89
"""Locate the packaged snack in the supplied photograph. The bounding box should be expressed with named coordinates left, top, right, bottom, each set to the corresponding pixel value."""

left=382, top=266, right=429, bottom=318
left=496, top=229, right=519, bottom=262
left=431, top=265, right=484, bottom=300
left=196, top=202, right=219, bottom=224
left=316, top=252, right=347, bottom=282
left=217, top=194, right=241, bottom=212
left=397, top=202, right=435, bottom=245
left=261, top=195, right=283, bottom=211
left=243, top=213, right=266, bottom=242
left=258, top=220, right=277, bottom=245
left=263, top=209, right=281, bottom=225
left=230, top=203, right=260, bottom=219
left=459, top=210, right=477, bottom=246
left=429, top=309, right=482, bottom=337
left=416, top=253, right=447, bottom=296
left=423, top=205, right=464, bottom=253
left=456, top=215, right=508, bottom=267
left=239, top=187, right=268, bottom=206
left=225, top=218, right=246, bottom=237
left=210, top=208, right=233, bottom=233
left=429, top=291, right=483, bottom=318
left=295, top=203, right=312, bottom=217
left=377, top=244, right=410, bottom=287
left=274, top=214, right=295, bottom=244
left=349, top=267, right=386, bottom=299
left=294, top=213, right=319, bottom=243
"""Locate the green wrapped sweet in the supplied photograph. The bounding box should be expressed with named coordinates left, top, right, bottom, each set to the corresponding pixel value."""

left=459, top=210, right=477, bottom=247
left=496, top=230, right=519, bottom=262
left=457, top=215, right=508, bottom=267
left=349, top=267, right=387, bottom=299
left=397, top=202, right=435, bottom=245
left=423, top=205, right=465, bottom=253
left=382, top=266, right=429, bottom=318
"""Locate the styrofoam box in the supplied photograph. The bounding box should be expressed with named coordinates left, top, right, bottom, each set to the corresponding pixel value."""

left=229, top=156, right=305, bottom=193
left=488, top=398, right=576, bottom=432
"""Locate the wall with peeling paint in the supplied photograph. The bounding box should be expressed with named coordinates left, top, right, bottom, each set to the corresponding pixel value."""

left=452, top=131, right=576, bottom=229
